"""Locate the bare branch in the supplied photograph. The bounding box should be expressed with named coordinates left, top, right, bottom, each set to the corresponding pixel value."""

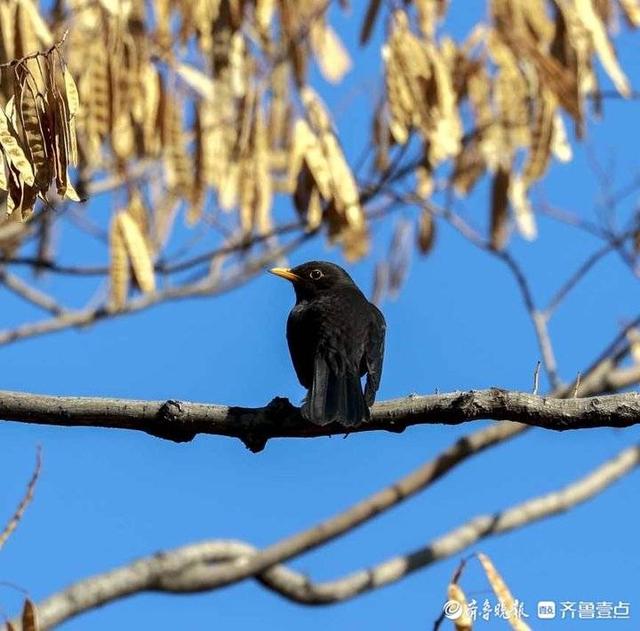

left=0, top=447, right=42, bottom=551
left=12, top=443, right=638, bottom=630
left=496, top=251, right=560, bottom=388
left=3, top=312, right=638, bottom=629
left=0, top=269, right=66, bottom=315
left=1, top=387, right=640, bottom=449
left=284, top=442, right=638, bottom=603
left=0, top=238, right=307, bottom=348
left=0, top=256, right=107, bottom=276
left=532, top=361, right=541, bottom=395
left=0, top=30, right=68, bottom=69
left=391, top=191, right=562, bottom=389
left=545, top=242, right=615, bottom=316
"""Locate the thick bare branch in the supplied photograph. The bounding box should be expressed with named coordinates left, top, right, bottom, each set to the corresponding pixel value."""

left=1, top=386, right=640, bottom=450
left=12, top=442, right=638, bottom=630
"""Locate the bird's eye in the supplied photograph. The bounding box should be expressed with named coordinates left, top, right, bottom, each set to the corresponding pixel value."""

left=310, top=269, right=323, bottom=280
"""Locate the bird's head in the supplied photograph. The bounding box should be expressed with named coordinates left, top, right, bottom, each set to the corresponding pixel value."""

left=270, top=261, right=356, bottom=300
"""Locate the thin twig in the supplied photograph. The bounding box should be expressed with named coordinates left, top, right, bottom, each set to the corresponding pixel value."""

left=573, top=373, right=582, bottom=398
left=0, top=31, right=69, bottom=70
left=0, top=235, right=308, bottom=349
left=532, top=361, right=541, bottom=395
left=545, top=242, right=615, bottom=317
left=0, top=447, right=42, bottom=551
left=392, top=190, right=562, bottom=389
left=0, top=269, right=66, bottom=315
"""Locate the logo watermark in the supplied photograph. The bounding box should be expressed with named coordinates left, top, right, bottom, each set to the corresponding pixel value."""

left=442, top=599, right=631, bottom=623
left=537, top=601, right=556, bottom=619
left=540, top=601, right=631, bottom=621
left=443, top=598, right=528, bottom=622
left=443, top=599, right=464, bottom=620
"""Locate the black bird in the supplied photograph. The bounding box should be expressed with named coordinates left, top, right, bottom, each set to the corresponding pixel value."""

left=270, top=261, right=386, bottom=427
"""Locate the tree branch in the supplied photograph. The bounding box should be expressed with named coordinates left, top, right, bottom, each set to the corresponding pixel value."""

left=0, top=269, right=66, bottom=315
left=1, top=386, right=640, bottom=451
left=4, top=320, right=638, bottom=629
left=0, top=237, right=307, bottom=349
left=392, top=191, right=562, bottom=389
left=10, top=442, right=638, bottom=630
left=0, top=447, right=41, bottom=551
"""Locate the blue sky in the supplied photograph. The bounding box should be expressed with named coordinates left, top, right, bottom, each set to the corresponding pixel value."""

left=1, top=3, right=640, bottom=630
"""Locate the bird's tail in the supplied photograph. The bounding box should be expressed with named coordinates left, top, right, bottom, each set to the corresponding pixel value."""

left=302, top=357, right=369, bottom=427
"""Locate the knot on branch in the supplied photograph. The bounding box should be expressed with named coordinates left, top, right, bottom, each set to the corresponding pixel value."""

left=146, top=400, right=197, bottom=443
left=236, top=397, right=299, bottom=453
left=159, top=399, right=183, bottom=422
left=454, top=390, right=480, bottom=416
left=241, top=434, right=269, bottom=454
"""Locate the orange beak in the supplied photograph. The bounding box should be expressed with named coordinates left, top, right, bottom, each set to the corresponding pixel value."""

left=269, top=267, right=301, bottom=283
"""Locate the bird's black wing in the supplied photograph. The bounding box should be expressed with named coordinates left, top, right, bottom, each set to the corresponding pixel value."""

left=286, top=305, right=317, bottom=389
left=364, top=303, right=386, bottom=406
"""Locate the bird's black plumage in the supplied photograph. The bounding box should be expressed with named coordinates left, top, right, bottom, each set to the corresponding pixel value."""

left=271, top=261, right=386, bottom=427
